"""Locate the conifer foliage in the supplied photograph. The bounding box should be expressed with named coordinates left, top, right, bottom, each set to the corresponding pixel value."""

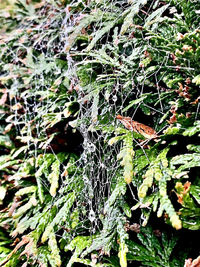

left=0, top=0, right=200, bottom=266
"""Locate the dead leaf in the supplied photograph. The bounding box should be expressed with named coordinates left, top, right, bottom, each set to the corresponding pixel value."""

left=3, top=123, right=13, bottom=134
left=34, top=1, right=45, bottom=9
left=8, top=197, right=21, bottom=217
left=0, top=92, right=7, bottom=105
left=11, top=238, right=20, bottom=247
left=184, top=255, right=200, bottom=267
left=0, top=235, right=30, bottom=266
left=116, top=115, right=158, bottom=139
left=11, top=103, right=23, bottom=111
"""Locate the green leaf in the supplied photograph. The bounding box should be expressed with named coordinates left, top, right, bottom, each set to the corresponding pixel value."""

left=127, top=227, right=179, bottom=266
left=121, top=202, right=132, bottom=218
left=87, top=20, right=117, bottom=51
left=190, top=185, right=200, bottom=205
left=91, top=89, right=99, bottom=122
left=144, top=4, right=170, bottom=29
left=41, top=192, right=75, bottom=243
left=183, top=121, right=200, bottom=136
left=171, top=153, right=200, bottom=171
left=65, top=235, right=92, bottom=258
left=118, top=242, right=128, bottom=267
left=120, top=0, right=148, bottom=35
left=13, top=195, right=37, bottom=219
left=15, top=186, right=37, bottom=196
left=117, top=132, right=135, bottom=184
left=104, top=180, right=126, bottom=214
left=66, top=10, right=105, bottom=52
left=164, top=126, right=180, bottom=135
left=0, top=135, right=13, bottom=148
left=0, top=187, right=6, bottom=201
left=49, top=160, right=60, bottom=197
left=187, top=144, right=200, bottom=153
left=192, top=74, right=200, bottom=85
left=122, top=95, right=148, bottom=112
left=48, top=232, right=61, bottom=267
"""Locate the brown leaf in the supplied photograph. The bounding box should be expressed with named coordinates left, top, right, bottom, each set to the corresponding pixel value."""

left=34, top=1, right=45, bottom=9
left=171, top=53, right=177, bottom=64
left=186, top=78, right=191, bottom=84
left=192, top=256, right=200, bottom=267
left=8, top=197, right=21, bottom=217
left=183, top=181, right=191, bottom=194
left=3, top=123, right=13, bottom=134
left=11, top=238, right=20, bottom=246
left=184, top=255, right=200, bottom=267
left=20, top=237, right=35, bottom=257
left=178, top=82, right=183, bottom=91
left=191, top=96, right=200, bottom=105
left=0, top=207, right=9, bottom=213
left=0, top=236, right=30, bottom=266
left=177, top=194, right=183, bottom=205
left=168, top=114, right=177, bottom=124
left=11, top=103, right=23, bottom=111
left=153, top=229, right=162, bottom=237
left=177, top=32, right=184, bottom=41
left=0, top=92, right=7, bottom=105
left=127, top=223, right=140, bottom=233
left=116, top=115, right=157, bottom=139
left=185, top=258, right=193, bottom=267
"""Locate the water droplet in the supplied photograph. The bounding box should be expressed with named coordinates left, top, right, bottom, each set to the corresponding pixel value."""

left=89, top=209, right=96, bottom=222
left=100, top=163, right=105, bottom=168
left=112, top=95, right=117, bottom=102
left=89, top=143, right=96, bottom=152
left=81, top=154, right=87, bottom=162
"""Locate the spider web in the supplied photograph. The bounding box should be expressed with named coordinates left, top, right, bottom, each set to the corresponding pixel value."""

left=60, top=0, right=164, bottom=232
